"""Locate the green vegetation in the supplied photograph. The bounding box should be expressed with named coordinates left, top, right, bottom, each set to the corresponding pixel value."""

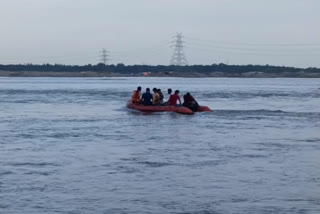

left=0, top=63, right=319, bottom=77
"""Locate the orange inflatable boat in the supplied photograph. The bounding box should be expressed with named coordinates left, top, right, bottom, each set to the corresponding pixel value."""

left=127, top=101, right=212, bottom=114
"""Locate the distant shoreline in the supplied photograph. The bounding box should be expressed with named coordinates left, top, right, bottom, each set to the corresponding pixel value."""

left=0, top=71, right=319, bottom=78
left=1, top=63, right=319, bottom=78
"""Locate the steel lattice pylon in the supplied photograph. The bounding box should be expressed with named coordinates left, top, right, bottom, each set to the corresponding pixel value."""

left=170, top=33, right=188, bottom=66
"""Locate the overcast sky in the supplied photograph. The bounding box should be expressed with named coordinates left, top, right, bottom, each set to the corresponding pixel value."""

left=0, top=0, right=319, bottom=67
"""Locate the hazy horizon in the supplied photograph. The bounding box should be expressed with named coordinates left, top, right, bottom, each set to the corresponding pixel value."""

left=1, top=0, right=319, bottom=68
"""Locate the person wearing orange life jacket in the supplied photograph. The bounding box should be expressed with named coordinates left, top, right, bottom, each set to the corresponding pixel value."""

left=131, top=86, right=142, bottom=103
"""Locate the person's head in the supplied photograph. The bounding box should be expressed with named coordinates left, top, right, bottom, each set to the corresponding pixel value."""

left=168, top=88, right=172, bottom=94
left=137, top=86, right=141, bottom=91
left=146, top=88, right=150, bottom=92
left=153, top=88, right=157, bottom=93
left=175, top=90, right=179, bottom=94
left=186, top=92, right=191, bottom=96
left=157, top=89, right=161, bottom=93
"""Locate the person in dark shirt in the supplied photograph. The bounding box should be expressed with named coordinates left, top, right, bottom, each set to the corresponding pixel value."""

left=183, top=92, right=199, bottom=112
left=142, top=88, right=153, bottom=105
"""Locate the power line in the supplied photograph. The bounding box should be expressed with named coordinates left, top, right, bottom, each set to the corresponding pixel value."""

left=185, top=41, right=320, bottom=52
left=184, top=36, right=320, bottom=47
left=170, top=33, right=188, bottom=66
left=187, top=45, right=320, bottom=56
left=183, top=37, right=320, bottom=56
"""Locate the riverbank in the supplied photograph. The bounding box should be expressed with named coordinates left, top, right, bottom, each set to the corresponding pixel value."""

left=1, top=70, right=319, bottom=78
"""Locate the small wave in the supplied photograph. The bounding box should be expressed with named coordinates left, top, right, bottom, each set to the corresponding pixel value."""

left=114, top=165, right=140, bottom=174
left=137, top=161, right=173, bottom=168
left=285, top=198, right=311, bottom=202
left=211, top=109, right=320, bottom=118
left=7, top=162, right=60, bottom=167
left=49, top=133, right=81, bottom=138
left=54, top=118, right=106, bottom=123
left=23, top=170, right=54, bottom=176
left=100, top=78, right=127, bottom=81
left=305, top=138, right=320, bottom=143
left=241, top=154, right=269, bottom=158
left=0, top=171, right=14, bottom=176
left=116, top=106, right=131, bottom=112
left=231, top=197, right=249, bottom=203
left=255, top=142, right=296, bottom=152
left=176, top=210, right=221, bottom=214
left=186, top=160, right=225, bottom=168
left=213, top=109, right=284, bottom=114
left=0, top=89, right=131, bottom=105
left=227, top=154, right=269, bottom=159
left=14, top=133, right=35, bottom=139
left=120, top=157, right=141, bottom=162
left=200, top=91, right=320, bottom=99
left=0, top=89, right=131, bottom=97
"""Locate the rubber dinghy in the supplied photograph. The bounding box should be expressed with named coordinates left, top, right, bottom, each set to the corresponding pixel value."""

left=127, top=101, right=212, bottom=115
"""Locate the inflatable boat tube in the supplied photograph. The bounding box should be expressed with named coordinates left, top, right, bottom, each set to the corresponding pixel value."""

left=127, top=101, right=212, bottom=114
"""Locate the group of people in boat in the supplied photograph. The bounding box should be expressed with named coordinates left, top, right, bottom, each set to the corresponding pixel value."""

left=131, top=86, right=199, bottom=112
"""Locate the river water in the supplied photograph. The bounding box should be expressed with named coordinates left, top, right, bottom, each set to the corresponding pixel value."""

left=0, top=77, right=319, bottom=214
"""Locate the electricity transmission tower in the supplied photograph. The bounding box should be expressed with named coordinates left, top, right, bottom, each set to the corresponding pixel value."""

left=170, top=33, right=188, bottom=65
left=100, top=48, right=109, bottom=65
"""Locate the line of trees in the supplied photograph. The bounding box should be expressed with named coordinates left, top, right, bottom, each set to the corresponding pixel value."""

left=0, top=63, right=319, bottom=74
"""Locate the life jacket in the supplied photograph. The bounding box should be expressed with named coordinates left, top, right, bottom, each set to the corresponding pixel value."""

left=131, top=90, right=141, bottom=103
